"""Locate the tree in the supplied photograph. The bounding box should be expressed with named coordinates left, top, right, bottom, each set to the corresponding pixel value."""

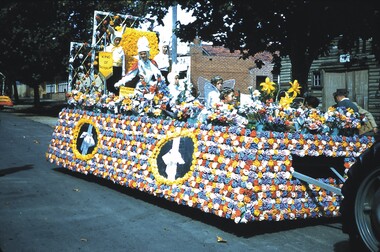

left=151, top=0, right=380, bottom=95
left=0, top=0, right=167, bottom=105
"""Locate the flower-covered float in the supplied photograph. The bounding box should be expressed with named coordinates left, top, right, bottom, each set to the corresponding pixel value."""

left=47, top=15, right=375, bottom=223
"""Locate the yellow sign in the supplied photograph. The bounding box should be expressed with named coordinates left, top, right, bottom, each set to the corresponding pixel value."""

left=99, top=52, right=113, bottom=79
left=119, top=86, right=135, bottom=97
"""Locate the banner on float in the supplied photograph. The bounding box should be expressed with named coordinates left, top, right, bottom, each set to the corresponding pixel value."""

left=119, top=86, right=135, bottom=97
left=98, top=52, right=113, bottom=79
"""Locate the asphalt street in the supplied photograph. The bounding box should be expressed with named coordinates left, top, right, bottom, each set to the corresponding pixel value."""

left=0, top=109, right=352, bottom=252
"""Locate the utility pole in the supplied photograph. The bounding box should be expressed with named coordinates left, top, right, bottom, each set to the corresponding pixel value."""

left=171, top=4, right=178, bottom=68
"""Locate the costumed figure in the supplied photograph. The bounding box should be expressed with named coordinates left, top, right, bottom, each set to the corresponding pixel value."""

left=197, top=76, right=224, bottom=123
left=115, top=36, right=164, bottom=95
left=204, top=76, right=223, bottom=109
left=105, top=25, right=126, bottom=95
left=167, top=68, right=183, bottom=101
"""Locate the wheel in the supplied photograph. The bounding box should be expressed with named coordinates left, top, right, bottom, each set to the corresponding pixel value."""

left=341, top=141, right=380, bottom=252
left=355, top=168, right=380, bottom=251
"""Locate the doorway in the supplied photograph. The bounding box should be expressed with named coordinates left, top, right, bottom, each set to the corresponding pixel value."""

left=322, top=69, right=368, bottom=110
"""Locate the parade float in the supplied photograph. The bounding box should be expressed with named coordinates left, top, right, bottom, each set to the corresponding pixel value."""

left=46, top=11, right=375, bottom=224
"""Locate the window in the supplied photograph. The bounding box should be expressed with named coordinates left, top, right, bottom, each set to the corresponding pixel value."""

left=57, top=82, right=68, bottom=93
left=312, top=71, right=322, bottom=89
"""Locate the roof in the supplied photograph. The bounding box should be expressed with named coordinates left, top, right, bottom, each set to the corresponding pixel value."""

left=201, top=45, right=242, bottom=57
left=201, top=45, right=274, bottom=62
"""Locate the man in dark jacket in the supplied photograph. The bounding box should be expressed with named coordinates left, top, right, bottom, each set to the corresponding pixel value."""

left=333, top=89, right=359, bottom=112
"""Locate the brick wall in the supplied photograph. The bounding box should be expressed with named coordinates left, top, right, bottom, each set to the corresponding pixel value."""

left=190, top=44, right=273, bottom=94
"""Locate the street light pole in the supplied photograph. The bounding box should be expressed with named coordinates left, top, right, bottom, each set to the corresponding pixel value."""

left=171, top=4, right=178, bottom=68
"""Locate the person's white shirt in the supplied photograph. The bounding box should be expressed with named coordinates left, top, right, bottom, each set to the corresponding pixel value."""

left=105, top=40, right=126, bottom=76
left=154, top=51, right=170, bottom=72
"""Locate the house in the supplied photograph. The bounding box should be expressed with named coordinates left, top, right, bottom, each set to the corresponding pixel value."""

left=279, top=37, right=380, bottom=127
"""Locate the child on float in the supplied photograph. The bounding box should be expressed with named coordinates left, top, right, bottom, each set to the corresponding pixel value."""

left=105, top=25, right=126, bottom=95
left=197, top=76, right=224, bottom=123
left=220, top=87, right=236, bottom=105
left=167, top=67, right=182, bottom=100
left=219, top=87, right=248, bottom=127
left=204, top=76, right=223, bottom=109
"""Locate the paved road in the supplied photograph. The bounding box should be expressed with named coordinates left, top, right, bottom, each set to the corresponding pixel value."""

left=0, top=111, right=351, bottom=252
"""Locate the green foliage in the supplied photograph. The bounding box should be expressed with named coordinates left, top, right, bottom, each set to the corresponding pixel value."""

left=1, top=0, right=378, bottom=99
left=0, top=0, right=168, bottom=89
left=151, top=0, right=380, bottom=94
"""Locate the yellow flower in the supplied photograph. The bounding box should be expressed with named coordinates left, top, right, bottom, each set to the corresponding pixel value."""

left=260, top=77, right=276, bottom=95
left=288, top=80, right=301, bottom=97
left=153, top=108, right=162, bottom=116
left=279, top=92, right=294, bottom=108
left=254, top=209, right=260, bottom=216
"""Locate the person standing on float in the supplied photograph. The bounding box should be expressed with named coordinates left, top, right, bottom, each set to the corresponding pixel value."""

left=105, top=25, right=126, bottom=95
left=154, top=42, right=170, bottom=85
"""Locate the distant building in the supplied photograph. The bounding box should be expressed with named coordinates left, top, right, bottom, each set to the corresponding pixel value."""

left=279, top=37, right=380, bottom=126
left=189, top=38, right=274, bottom=95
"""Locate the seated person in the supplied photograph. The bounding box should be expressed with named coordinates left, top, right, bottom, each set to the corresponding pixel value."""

left=304, top=95, right=320, bottom=109
left=115, top=36, right=163, bottom=95
left=220, top=87, right=235, bottom=105
left=353, top=102, right=378, bottom=135
left=167, top=70, right=182, bottom=99
left=204, top=76, right=223, bottom=109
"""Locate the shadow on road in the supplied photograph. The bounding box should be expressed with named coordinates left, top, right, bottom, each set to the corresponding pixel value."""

left=16, top=103, right=67, bottom=118
left=2, top=99, right=67, bottom=118
left=0, top=164, right=33, bottom=176
left=52, top=167, right=347, bottom=241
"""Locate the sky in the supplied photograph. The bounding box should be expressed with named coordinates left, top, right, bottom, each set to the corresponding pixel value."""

left=150, top=5, right=195, bottom=53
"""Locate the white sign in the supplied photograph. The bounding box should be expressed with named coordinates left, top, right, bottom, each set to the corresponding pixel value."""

left=339, top=54, right=350, bottom=63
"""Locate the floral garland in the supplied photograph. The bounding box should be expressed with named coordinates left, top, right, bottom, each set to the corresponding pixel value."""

left=66, top=76, right=367, bottom=137
left=324, top=106, right=364, bottom=135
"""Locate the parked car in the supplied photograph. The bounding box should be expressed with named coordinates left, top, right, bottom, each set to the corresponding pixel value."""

left=341, top=137, right=380, bottom=251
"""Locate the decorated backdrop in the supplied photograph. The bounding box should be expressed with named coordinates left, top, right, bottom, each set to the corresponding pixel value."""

left=120, top=27, right=159, bottom=71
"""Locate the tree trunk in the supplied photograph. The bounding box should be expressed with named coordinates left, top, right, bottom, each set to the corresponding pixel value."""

left=288, top=20, right=314, bottom=97
left=12, top=80, right=19, bottom=102
left=33, top=83, right=40, bottom=107
left=290, top=59, right=312, bottom=97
